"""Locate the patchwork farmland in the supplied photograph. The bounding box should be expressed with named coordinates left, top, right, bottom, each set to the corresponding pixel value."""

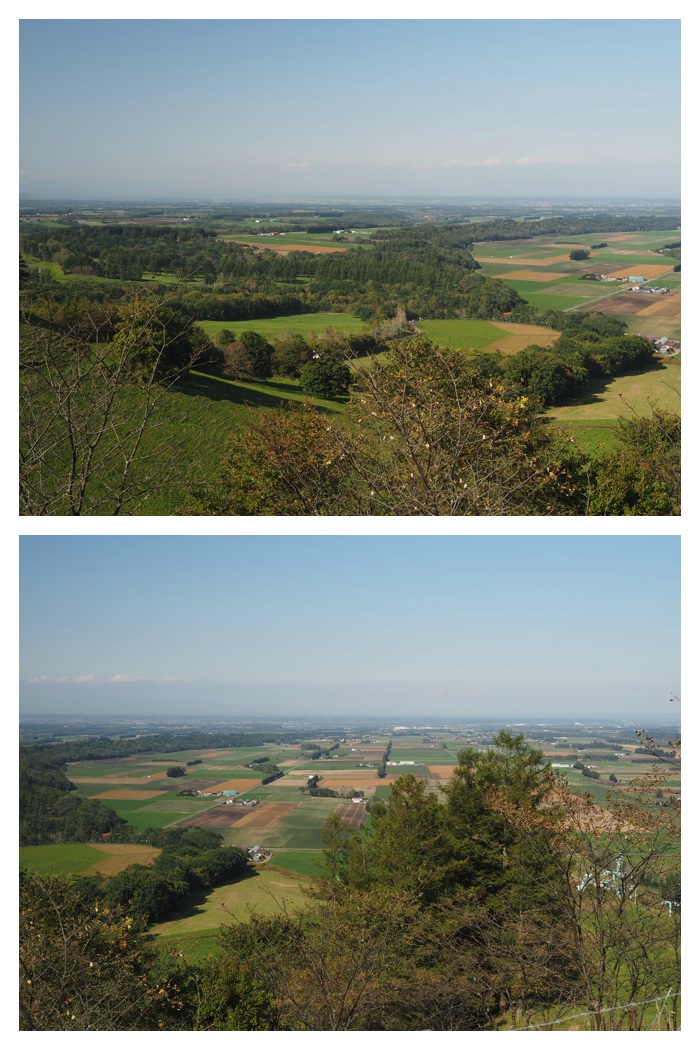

left=22, top=721, right=679, bottom=985
left=32, top=727, right=679, bottom=884
left=473, top=229, right=679, bottom=316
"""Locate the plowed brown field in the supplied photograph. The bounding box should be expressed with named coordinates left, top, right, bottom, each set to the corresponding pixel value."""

left=70, top=772, right=169, bottom=784
left=235, top=803, right=298, bottom=828
left=582, top=294, right=654, bottom=316
left=84, top=844, right=160, bottom=875
left=336, top=803, right=367, bottom=829
left=207, top=777, right=263, bottom=792
left=428, top=766, right=456, bottom=776
left=495, top=270, right=569, bottom=282
left=606, top=265, right=673, bottom=279
left=487, top=321, right=561, bottom=355
left=183, top=808, right=254, bottom=828
left=638, top=294, right=681, bottom=318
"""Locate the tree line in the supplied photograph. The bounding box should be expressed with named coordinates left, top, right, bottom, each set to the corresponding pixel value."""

left=453, top=213, right=680, bottom=243
left=20, top=223, right=524, bottom=325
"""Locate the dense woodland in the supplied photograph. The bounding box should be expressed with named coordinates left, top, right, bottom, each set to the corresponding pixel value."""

left=20, top=732, right=680, bottom=1031
left=20, top=222, right=521, bottom=321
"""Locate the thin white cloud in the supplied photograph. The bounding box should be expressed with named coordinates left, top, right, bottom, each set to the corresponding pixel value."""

left=439, top=158, right=502, bottom=169
left=516, top=157, right=597, bottom=166
left=286, top=162, right=311, bottom=171
left=25, top=674, right=188, bottom=686
left=26, top=674, right=96, bottom=685
left=408, top=159, right=502, bottom=170
left=21, top=172, right=175, bottom=181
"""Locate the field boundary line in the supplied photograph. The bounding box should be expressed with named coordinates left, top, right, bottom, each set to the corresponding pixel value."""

left=519, top=992, right=679, bottom=1030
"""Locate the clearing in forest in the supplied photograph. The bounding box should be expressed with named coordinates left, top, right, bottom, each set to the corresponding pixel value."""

left=150, top=867, right=310, bottom=943
left=546, top=359, right=680, bottom=424
left=89, top=788, right=168, bottom=800
left=238, top=242, right=346, bottom=254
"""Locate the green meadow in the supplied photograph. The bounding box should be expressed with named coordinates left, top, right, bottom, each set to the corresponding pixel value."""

left=267, top=851, right=323, bottom=877
left=197, top=311, right=368, bottom=341
left=414, top=318, right=507, bottom=349
left=20, top=843, right=107, bottom=875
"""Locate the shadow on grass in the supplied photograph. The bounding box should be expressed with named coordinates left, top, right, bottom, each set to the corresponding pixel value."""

left=156, top=868, right=262, bottom=924
left=549, top=362, right=669, bottom=411
left=173, top=371, right=291, bottom=409
left=174, top=370, right=345, bottom=413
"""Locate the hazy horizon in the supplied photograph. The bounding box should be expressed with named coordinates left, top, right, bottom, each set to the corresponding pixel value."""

left=20, top=536, right=679, bottom=720
left=20, top=19, right=680, bottom=200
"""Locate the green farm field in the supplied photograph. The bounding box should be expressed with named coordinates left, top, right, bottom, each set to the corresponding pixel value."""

left=79, top=795, right=223, bottom=829
left=472, top=231, right=678, bottom=313
left=413, top=318, right=562, bottom=354
left=197, top=311, right=368, bottom=341
left=388, top=747, right=454, bottom=762
left=621, top=314, right=681, bottom=342
left=267, top=851, right=323, bottom=877
left=66, top=761, right=165, bottom=778
left=20, top=843, right=109, bottom=875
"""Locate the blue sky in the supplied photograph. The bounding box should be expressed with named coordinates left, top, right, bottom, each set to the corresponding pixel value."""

left=19, top=19, right=680, bottom=199
left=19, top=536, right=679, bottom=718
